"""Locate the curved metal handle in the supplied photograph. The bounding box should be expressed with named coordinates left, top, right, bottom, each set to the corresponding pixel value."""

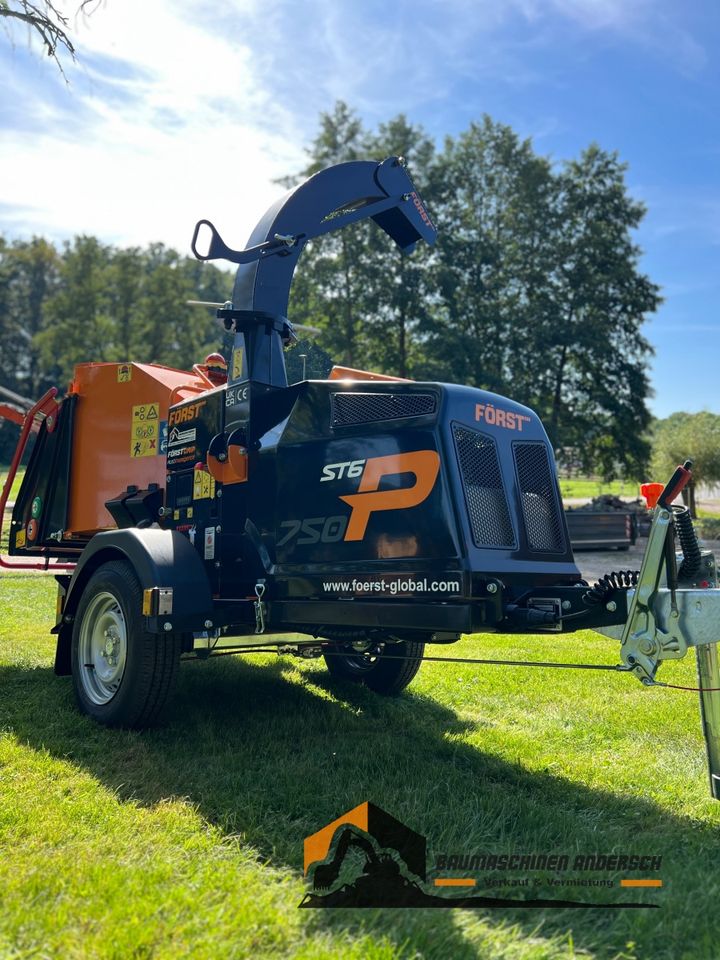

left=191, top=219, right=295, bottom=265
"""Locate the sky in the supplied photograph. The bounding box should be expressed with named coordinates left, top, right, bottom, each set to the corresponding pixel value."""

left=0, top=0, right=718, bottom=418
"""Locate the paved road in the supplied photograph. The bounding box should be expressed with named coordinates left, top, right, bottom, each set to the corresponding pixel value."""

left=574, top=536, right=720, bottom=584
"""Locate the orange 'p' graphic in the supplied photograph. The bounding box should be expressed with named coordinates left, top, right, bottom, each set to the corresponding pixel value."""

left=339, top=450, right=441, bottom=541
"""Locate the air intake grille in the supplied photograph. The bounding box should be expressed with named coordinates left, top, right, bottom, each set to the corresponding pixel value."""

left=331, top=392, right=436, bottom=426
left=453, top=424, right=515, bottom=548
left=513, top=442, right=565, bottom=552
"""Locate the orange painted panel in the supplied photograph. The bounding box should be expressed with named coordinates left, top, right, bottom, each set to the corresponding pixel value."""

left=328, top=365, right=410, bottom=382
left=66, top=362, right=202, bottom=536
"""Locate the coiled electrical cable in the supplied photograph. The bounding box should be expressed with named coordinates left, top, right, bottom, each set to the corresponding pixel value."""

left=583, top=569, right=640, bottom=606
left=674, top=505, right=702, bottom=579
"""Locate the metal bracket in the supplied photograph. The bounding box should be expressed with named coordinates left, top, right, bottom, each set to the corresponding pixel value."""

left=618, top=506, right=686, bottom=682
left=254, top=580, right=267, bottom=634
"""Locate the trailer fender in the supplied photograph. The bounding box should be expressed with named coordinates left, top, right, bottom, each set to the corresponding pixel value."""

left=53, top=528, right=213, bottom=675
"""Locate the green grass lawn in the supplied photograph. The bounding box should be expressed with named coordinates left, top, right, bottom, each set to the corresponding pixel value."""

left=0, top=465, right=26, bottom=505
left=2, top=575, right=720, bottom=959
left=1, top=467, right=25, bottom=553
left=558, top=479, right=636, bottom=500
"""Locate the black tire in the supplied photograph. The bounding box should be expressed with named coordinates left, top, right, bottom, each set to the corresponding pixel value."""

left=71, top=560, right=182, bottom=728
left=323, top=639, right=424, bottom=696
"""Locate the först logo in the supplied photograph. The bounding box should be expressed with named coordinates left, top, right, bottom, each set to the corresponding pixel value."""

left=409, top=191, right=434, bottom=230
left=168, top=400, right=206, bottom=427
left=475, top=403, right=531, bottom=432
left=332, top=450, right=440, bottom=541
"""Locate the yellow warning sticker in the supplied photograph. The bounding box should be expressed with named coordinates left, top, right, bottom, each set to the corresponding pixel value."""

left=15, top=528, right=26, bottom=549
left=117, top=364, right=132, bottom=383
left=193, top=470, right=216, bottom=500
left=130, top=402, right=161, bottom=457
left=232, top=347, right=244, bottom=381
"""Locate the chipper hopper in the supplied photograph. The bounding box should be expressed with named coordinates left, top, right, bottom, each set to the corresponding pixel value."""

left=4, top=157, right=720, bottom=798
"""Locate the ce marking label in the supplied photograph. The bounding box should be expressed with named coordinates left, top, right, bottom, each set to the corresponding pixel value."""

left=226, top=386, right=249, bottom=406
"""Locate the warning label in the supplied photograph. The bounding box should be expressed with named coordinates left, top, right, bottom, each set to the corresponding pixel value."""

left=117, top=364, right=132, bottom=383
left=159, top=420, right=168, bottom=455
left=193, top=469, right=216, bottom=500
left=204, top=527, right=216, bottom=560
left=232, top=347, right=244, bottom=381
left=130, top=402, right=161, bottom=457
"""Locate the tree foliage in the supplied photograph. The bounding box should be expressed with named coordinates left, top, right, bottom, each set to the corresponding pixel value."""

left=0, top=104, right=664, bottom=479
left=287, top=105, right=661, bottom=479
left=650, top=412, right=720, bottom=515
left=0, top=235, right=229, bottom=459
left=0, top=1, right=99, bottom=75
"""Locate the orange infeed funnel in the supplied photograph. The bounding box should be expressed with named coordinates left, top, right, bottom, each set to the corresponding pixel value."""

left=66, top=362, right=204, bottom=536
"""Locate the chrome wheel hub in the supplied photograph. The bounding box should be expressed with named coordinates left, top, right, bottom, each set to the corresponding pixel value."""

left=78, top=592, right=128, bottom=705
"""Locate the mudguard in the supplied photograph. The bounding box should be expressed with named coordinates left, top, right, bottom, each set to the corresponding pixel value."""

left=53, top=528, right=213, bottom=675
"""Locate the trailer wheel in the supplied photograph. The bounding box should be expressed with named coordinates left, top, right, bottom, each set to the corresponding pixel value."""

left=71, top=560, right=182, bottom=728
left=323, top=639, right=424, bottom=695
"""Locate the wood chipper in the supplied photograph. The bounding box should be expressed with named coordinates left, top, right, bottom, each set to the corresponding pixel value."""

left=3, top=156, right=720, bottom=799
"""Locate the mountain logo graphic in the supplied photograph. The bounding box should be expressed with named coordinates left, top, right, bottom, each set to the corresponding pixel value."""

left=299, top=802, right=660, bottom=910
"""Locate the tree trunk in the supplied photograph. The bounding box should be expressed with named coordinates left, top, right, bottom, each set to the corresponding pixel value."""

left=549, top=344, right=568, bottom=443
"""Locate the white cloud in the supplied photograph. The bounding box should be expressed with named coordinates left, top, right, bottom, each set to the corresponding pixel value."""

left=0, top=0, right=709, bottom=255
left=0, top=0, right=308, bottom=252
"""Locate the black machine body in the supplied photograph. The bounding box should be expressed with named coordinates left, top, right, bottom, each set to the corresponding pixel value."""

left=156, top=155, right=621, bottom=644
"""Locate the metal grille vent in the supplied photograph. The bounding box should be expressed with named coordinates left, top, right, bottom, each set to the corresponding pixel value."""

left=513, top=442, right=565, bottom=552
left=453, top=424, right=515, bottom=548
left=331, top=392, right=436, bottom=426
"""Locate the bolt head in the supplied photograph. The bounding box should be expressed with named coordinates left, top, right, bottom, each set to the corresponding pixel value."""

left=561, top=600, right=571, bottom=611
left=606, top=600, right=617, bottom=613
left=163, top=622, right=172, bottom=632
left=204, top=620, right=213, bottom=629
left=487, top=582, right=498, bottom=594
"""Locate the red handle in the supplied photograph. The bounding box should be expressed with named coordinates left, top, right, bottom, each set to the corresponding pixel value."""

left=658, top=460, right=693, bottom=508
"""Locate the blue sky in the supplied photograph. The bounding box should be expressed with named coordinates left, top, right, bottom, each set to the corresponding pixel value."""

left=1, top=0, right=718, bottom=417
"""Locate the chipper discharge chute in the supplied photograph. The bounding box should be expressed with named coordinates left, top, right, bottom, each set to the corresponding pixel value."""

left=7, top=156, right=720, bottom=798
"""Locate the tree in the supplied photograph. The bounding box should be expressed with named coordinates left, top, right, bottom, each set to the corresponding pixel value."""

left=0, top=235, right=61, bottom=460
left=0, top=236, right=61, bottom=398
left=35, top=235, right=115, bottom=384
left=28, top=237, right=230, bottom=385
left=535, top=145, right=659, bottom=478
left=362, top=115, right=437, bottom=377
left=423, top=118, right=555, bottom=395
left=287, top=103, right=438, bottom=377
left=285, top=102, right=376, bottom=369
left=425, top=121, right=659, bottom=478
left=650, top=412, right=720, bottom=516
left=284, top=109, right=659, bottom=477
left=0, top=1, right=99, bottom=76
left=0, top=232, right=229, bottom=460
